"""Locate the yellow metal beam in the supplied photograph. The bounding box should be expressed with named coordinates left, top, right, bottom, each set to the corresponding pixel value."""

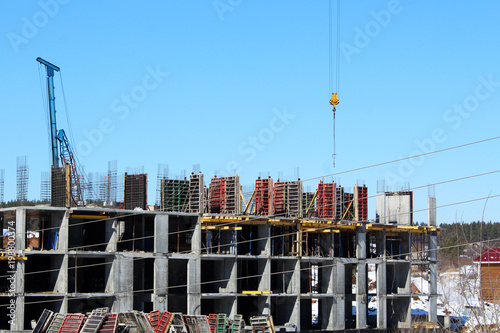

left=70, top=214, right=109, bottom=219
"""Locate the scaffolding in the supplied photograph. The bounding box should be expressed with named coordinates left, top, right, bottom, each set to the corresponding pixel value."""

left=16, top=156, right=29, bottom=203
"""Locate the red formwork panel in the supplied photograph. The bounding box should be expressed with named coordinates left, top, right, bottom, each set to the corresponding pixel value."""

left=210, top=176, right=225, bottom=213
left=255, top=177, right=272, bottom=216
left=355, top=185, right=368, bottom=222
left=273, top=181, right=286, bottom=216
left=317, top=182, right=336, bottom=219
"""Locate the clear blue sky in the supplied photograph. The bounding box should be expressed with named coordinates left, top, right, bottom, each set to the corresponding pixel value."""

left=1, top=0, right=500, bottom=224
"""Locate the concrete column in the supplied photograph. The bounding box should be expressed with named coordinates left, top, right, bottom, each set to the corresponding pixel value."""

left=323, top=259, right=335, bottom=330
left=12, top=295, right=24, bottom=330
left=376, top=260, right=387, bottom=329
left=356, top=225, right=367, bottom=330
left=376, top=231, right=387, bottom=329
left=154, top=256, right=168, bottom=311
left=105, top=218, right=118, bottom=252
left=187, top=256, right=201, bottom=315
left=222, top=258, right=237, bottom=293
left=259, top=296, right=271, bottom=316
left=113, top=254, right=134, bottom=312
left=55, top=255, right=68, bottom=293
left=58, top=210, right=70, bottom=251
left=257, top=224, right=271, bottom=256
left=154, top=214, right=169, bottom=253
left=258, top=259, right=271, bottom=291
left=429, top=230, right=438, bottom=323
left=333, top=262, right=345, bottom=331
left=191, top=217, right=202, bottom=254
left=15, top=208, right=26, bottom=251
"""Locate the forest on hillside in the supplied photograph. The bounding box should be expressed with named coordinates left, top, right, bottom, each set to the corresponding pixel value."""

left=438, top=221, right=500, bottom=267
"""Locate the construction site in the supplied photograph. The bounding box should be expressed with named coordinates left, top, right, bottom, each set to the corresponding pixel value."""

left=0, top=10, right=442, bottom=329
left=1, top=165, right=440, bottom=332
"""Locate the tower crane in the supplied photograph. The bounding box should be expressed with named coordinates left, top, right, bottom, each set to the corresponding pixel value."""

left=37, top=57, right=85, bottom=206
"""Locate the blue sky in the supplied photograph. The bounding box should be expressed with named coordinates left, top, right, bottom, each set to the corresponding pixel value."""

left=1, top=0, right=500, bottom=224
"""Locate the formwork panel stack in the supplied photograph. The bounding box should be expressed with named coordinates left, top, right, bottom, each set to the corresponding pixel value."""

left=209, top=175, right=241, bottom=214
left=223, top=175, right=241, bottom=215
left=161, top=178, right=189, bottom=212
left=273, top=180, right=303, bottom=218
left=188, top=172, right=205, bottom=213
left=124, top=173, right=148, bottom=210
left=335, top=186, right=345, bottom=220
left=255, top=177, right=273, bottom=216
left=354, top=184, right=368, bottom=222
left=317, top=181, right=336, bottom=219
left=210, top=177, right=224, bottom=213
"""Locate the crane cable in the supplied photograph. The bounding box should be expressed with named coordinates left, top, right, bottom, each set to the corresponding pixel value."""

left=329, top=0, right=340, bottom=167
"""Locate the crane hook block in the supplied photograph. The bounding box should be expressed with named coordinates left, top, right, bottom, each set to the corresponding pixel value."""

left=329, top=93, right=339, bottom=107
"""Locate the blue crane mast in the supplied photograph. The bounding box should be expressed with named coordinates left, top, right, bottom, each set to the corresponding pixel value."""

left=37, top=57, right=85, bottom=205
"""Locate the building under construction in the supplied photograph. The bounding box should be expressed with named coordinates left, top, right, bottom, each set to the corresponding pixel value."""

left=0, top=173, right=439, bottom=332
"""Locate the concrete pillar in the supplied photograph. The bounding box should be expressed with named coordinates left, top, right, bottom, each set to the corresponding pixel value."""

left=58, top=210, right=70, bottom=251
left=55, top=255, right=68, bottom=293
left=113, top=254, right=134, bottom=312
left=428, top=197, right=436, bottom=227
left=333, top=262, right=345, bottom=331
left=222, top=258, right=237, bottom=293
left=259, top=296, right=271, bottom=316
left=15, top=208, right=26, bottom=251
left=288, top=260, right=301, bottom=329
left=356, top=225, right=367, bottom=330
left=187, top=256, right=201, bottom=315
left=376, top=260, right=387, bottom=329
left=154, top=214, right=169, bottom=253
left=191, top=217, right=202, bottom=254
left=257, top=224, right=271, bottom=256
left=258, top=259, right=271, bottom=291
left=376, top=231, right=387, bottom=329
left=429, top=230, right=438, bottom=323
left=154, top=256, right=168, bottom=311
left=105, top=218, right=118, bottom=252
left=12, top=295, right=24, bottom=330
left=323, top=259, right=335, bottom=330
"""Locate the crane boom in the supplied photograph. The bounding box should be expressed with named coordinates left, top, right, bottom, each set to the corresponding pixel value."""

left=37, top=57, right=85, bottom=206
left=37, top=57, right=61, bottom=168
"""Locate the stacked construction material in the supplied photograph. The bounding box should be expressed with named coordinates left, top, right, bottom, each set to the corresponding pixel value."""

left=188, top=172, right=205, bottom=213
left=317, top=181, right=336, bottom=219
left=273, top=180, right=303, bottom=218
left=254, top=177, right=273, bottom=216
left=124, top=173, right=148, bottom=210
left=354, top=184, right=368, bottom=222
left=160, top=178, right=189, bottom=212
left=209, top=175, right=241, bottom=214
